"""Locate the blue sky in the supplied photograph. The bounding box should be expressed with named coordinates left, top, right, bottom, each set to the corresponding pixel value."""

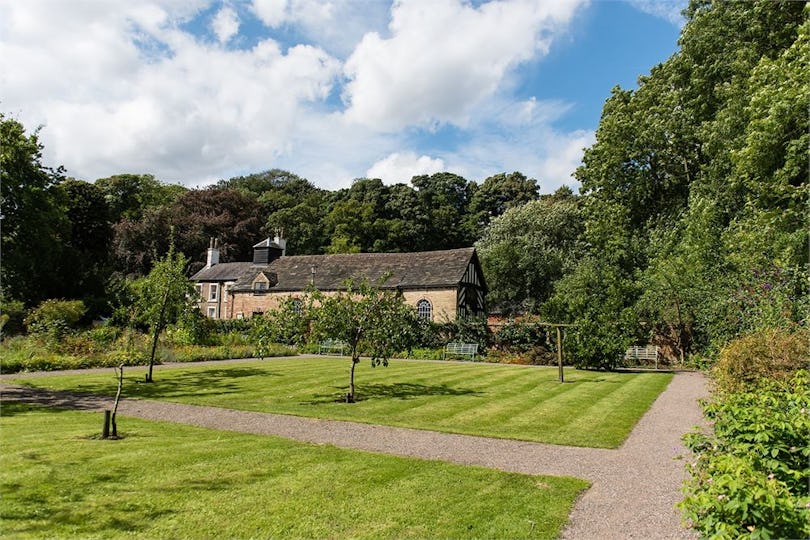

left=0, top=0, right=684, bottom=192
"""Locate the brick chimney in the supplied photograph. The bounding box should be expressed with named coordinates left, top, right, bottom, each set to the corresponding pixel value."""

left=206, top=237, right=220, bottom=268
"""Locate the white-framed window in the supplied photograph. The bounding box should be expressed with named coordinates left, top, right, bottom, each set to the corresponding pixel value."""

left=195, top=284, right=203, bottom=300
left=209, top=283, right=219, bottom=301
left=416, top=299, right=432, bottom=320
left=236, top=312, right=244, bottom=319
left=207, top=306, right=217, bottom=318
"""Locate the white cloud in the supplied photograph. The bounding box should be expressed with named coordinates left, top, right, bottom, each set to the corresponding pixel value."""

left=212, top=6, right=240, bottom=44
left=342, top=0, right=586, bottom=131
left=0, top=1, right=341, bottom=183
left=366, top=152, right=446, bottom=184
left=626, top=0, right=686, bottom=26
left=252, top=0, right=389, bottom=57
left=0, top=0, right=593, bottom=192
left=252, top=0, right=288, bottom=27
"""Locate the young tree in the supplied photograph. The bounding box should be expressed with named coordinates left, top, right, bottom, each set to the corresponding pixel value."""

left=136, top=243, right=194, bottom=382
left=309, top=279, right=419, bottom=403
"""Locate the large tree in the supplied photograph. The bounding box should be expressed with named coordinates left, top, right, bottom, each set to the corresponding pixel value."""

left=476, top=189, right=583, bottom=314
left=0, top=114, right=68, bottom=305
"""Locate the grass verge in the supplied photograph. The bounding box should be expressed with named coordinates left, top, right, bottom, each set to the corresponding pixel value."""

left=8, top=357, right=672, bottom=448
left=1, top=403, right=587, bottom=539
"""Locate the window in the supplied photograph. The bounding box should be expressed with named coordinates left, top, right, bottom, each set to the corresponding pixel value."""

left=292, top=298, right=303, bottom=315
left=207, top=306, right=217, bottom=318
left=416, top=299, right=432, bottom=320
left=236, top=312, right=244, bottom=320
left=209, top=283, right=218, bottom=301
left=253, top=281, right=267, bottom=294
left=195, top=284, right=203, bottom=300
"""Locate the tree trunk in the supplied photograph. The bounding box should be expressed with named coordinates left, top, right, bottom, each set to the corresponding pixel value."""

left=347, top=356, right=359, bottom=403
left=146, top=288, right=170, bottom=383
left=112, top=364, right=124, bottom=437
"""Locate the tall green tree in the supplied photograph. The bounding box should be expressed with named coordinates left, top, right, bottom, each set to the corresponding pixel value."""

left=309, top=279, right=419, bottom=403
left=466, top=172, right=539, bottom=237
left=0, top=114, right=68, bottom=306
left=476, top=190, right=583, bottom=314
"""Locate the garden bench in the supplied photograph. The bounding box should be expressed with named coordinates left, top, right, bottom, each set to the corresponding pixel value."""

left=442, top=342, right=479, bottom=361
left=624, top=345, right=659, bottom=368
left=318, top=339, right=346, bottom=356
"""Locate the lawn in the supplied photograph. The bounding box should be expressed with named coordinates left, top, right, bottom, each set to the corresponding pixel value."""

left=1, top=403, right=587, bottom=539
left=9, top=357, right=672, bottom=448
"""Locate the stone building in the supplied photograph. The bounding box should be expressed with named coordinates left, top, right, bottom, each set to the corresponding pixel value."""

left=190, top=237, right=487, bottom=321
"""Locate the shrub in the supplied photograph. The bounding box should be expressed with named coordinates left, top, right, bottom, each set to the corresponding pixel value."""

left=0, top=299, right=26, bottom=337
left=24, top=299, right=87, bottom=340
left=712, top=328, right=809, bottom=393
left=680, top=371, right=810, bottom=539
left=436, top=318, right=491, bottom=350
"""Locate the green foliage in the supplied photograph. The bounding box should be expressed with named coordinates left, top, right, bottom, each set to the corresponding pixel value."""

left=135, top=243, right=195, bottom=381
left=0, top=114, right=68, bottom=306
left=493, top=317, right=548, bottom=353
left=0, top=299, right=26, bottom=336
left=251, top=296, right=310, bottom=357
left=680, top=371, right=810, bottom=539
left=438, top=317, right=491, bottom=351
left=545, top=258, right=638, bottom=370
left=477, top=194, right=583, bottom=313
left=24, top=299, right=87, bottom=340
left=711, top=328, right=810, bottom=394
left=310, top=279, right=420, bottom=401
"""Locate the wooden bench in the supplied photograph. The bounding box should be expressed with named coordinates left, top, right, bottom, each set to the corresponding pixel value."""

left=318, top=339, right=346, bottom=356
left=442, top=342, right=479, bottom=361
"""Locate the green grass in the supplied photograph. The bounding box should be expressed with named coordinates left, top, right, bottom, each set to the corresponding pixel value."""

left=9, top=357, right=672, bottom=448
left=1, top=403, right=587, bottom=539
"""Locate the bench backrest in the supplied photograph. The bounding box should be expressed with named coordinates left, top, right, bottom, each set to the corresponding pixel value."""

left=446, top=342, right=478, bottom=354
left=624, top=345, right=658, bottom=361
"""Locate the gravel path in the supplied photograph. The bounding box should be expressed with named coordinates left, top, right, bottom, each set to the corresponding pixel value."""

left=1, top=369, right=707, bottom=539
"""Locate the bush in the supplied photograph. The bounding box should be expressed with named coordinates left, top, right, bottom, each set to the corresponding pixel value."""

left=680, top=371, right=810, bottom=539
left=712, top=328, right=809, bottom=394
left=24, top=299, right=87, bottom=340
left=436, top=318, right=491, bottom=350
left=494, top=318, right=540, bottom=352
left=0, top=299, right=26, bottom=337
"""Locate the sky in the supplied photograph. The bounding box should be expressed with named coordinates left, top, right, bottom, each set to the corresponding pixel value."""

left=0, top=0, right=685, bottom=193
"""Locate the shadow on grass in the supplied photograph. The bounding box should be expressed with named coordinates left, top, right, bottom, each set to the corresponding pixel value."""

left=122, top=366, right=277, bottom=400
left=303, top=382, right=484, bottom=404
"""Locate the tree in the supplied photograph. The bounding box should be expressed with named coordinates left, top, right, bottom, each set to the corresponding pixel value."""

left=95, top=173, right=185, bottom=222
left=466, top=172, right=539, bottom=237
left=476, top=192, right=584, bottom=314
left=251, top=296, right=310, bottom=356
left=0, top=114, right=68, bottom=306
left=135, top=243, right=194, bottom=382
left=58, top=179, right=113, bottom=315
left=309, top=279, right=419, bottom=402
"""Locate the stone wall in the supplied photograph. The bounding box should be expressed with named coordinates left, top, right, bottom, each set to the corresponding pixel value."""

left=197, top=284, right=459, bottom=321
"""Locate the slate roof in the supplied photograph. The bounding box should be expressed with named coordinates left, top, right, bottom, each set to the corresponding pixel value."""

left=190, top=247, right=482, bottom=292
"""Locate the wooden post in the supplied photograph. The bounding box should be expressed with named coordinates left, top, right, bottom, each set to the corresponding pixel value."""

left=102, top=410, right=111, bottom=439
left=556, top=326, right=564, bottom=383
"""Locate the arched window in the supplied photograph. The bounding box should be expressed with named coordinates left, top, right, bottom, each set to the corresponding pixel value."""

left=416, top=299, right=432, bottom=320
